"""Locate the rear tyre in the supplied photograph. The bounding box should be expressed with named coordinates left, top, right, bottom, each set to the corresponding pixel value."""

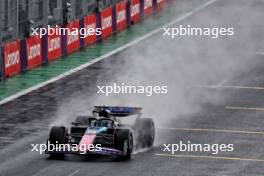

left=115, top=130, right=133, bottom=161
left=134, top=118, right=155, bottom=148
left=47, top=126, right=67, bottom=157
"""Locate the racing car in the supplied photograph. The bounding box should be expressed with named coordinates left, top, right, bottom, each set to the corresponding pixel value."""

left=45, top=106, right=155, bottom=160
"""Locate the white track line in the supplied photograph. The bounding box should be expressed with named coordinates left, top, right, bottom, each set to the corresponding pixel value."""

left=194, top=85, right=264, bottom=90
left=31, top=166, right=51, bottom=176
left=155, top=154, right=264, bottom=163
left=225, top=106, right=264, bottom=111
left=158, top=127, right=264, bottom=135
left=0, top=0, right=218, bottom=105
left=68, top=169, right=80, bottom=176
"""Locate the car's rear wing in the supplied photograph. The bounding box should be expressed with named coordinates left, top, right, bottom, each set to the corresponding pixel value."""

left=93, top=106, right=142, bottom=117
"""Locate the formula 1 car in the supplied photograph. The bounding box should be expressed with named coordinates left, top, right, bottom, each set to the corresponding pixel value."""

left=45, top=106, right=155, bottom=160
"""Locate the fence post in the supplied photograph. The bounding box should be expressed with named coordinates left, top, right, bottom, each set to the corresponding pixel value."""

left=0, top=0, right=2, bottom=48
left=0, top=1, right=3, bottom=80
left=126, top=0, right=131, bottom=27
left=112, top=5, right=117, bottom=33
left=42, top=0, right=48, bottom=64
left=1, top=45, right=5, bottom=80
left=79, top=17, right=85, bottom=49
left=15, top=0, right=19, bottom=39
left=140, top=0, right=144, bottom=20
left=43, top=0, right=48, bottom=28
left=71, top=0, right=76, bottom=20
left=0, top=46, right=2, bottom=81
left=20, top=39, right=27, bottom=72
left=96, top=11, right=102, bottom=41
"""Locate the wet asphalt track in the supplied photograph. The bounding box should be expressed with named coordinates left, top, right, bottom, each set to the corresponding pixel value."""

left=1, top=0, right=264, bottom=175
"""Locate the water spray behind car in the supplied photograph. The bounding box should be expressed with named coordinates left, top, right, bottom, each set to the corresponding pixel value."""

left=53, top=0, right=261, bottom=152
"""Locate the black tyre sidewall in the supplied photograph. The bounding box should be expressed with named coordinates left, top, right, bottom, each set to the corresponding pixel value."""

left=48, top=126, right=67, bottom=157
left=115, top=130, right=133, bottom=160
left=49, top=126, right=66, bottom=144
left=134, top=118, right=155, bottom=148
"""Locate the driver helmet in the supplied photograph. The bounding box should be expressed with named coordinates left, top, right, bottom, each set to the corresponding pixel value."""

left=99, top=109, right=111, bottom=118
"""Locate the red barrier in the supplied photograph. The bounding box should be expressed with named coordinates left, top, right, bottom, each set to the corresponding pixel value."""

left=116, top=0, right=127, bottom=32
left=3, top=40, right=21, bottom=77
left=144, top=0, right=153, bottom=16
left=66, top=20, right=80, bottom=54
left=83, top=14, right=97, bottom=45
left=156, top=0, right=165, bottom=10
left=47, top=26, right=62, bottom=61
left=130, top=0, right=140, bottom=24
left=101, top=7, right=113, bottom=39
left=26, top=35, right=42, bottom=69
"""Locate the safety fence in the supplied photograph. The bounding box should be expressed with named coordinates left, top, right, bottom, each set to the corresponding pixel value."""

left=0, top=0, right=167, bottom=79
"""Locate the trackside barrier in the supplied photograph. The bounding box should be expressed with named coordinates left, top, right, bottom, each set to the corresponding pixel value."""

left=143, top=0, right=154, bottom=16
left=0, top=47, right=2, bottom=79
left=101, top=7, right=113, bottom=39
left=3, top=40, right=21, bottom=77
left=26, top=35, right=43, bottom=70
left=155, top=0, right=166, bottom=10
left=0, top=0, right=169, bottom=79
left=83, top=13, right=97, bottom=46
left=47, top=26, right=62, bottom=61
left=115, top=0, right=127, bottom=32
left=130, top=0, right=141, bottom=24
left=66, top=20, right=80, bottom=54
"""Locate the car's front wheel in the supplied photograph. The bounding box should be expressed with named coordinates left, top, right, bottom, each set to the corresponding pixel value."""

left=47, top=126, right=67, bottom=157
left=115, top=130, right=133, bottom=161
